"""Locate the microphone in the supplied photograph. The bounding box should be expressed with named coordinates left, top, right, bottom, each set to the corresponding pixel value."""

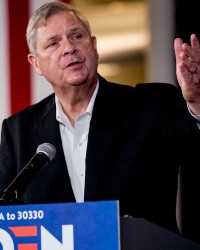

left=0, top=143, right=56, bottom=204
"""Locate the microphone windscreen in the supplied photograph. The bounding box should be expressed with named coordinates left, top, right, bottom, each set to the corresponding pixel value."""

left=37, top=143, right=56, bottom=161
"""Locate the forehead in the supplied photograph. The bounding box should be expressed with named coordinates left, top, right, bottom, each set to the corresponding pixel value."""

left=35, top=11, right=87, bottom=43
left=40, top=11, right=82, bottom=30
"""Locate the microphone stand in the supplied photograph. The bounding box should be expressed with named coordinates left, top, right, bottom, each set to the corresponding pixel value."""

left=0, top=143, right=56, bottom=205
left=0, top=189, right=19, bottom=205
left=0, top=152, right=49, bottom=205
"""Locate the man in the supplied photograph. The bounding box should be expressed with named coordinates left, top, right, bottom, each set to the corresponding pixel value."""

left=0, top=2, right=200, bottom=244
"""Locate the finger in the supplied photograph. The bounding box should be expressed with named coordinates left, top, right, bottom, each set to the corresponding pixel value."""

left=182, top=43, right=197, bottom=61
left=182, top=35, right=200, bottom=62
left=181, top=52, right=197, bottom=73
left=190, top=34, right=200, bottom=49
left=174, top=38, right=183, bottom=63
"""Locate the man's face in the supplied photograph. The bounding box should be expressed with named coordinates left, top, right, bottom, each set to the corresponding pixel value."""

left=28, top=11, right=99, bottom=88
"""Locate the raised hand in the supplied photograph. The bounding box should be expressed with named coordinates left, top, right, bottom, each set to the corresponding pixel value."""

left=174, top=34, right=200, bottom=114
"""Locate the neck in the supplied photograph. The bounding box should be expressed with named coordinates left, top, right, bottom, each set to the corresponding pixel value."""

left=56, top=81, right=97, bottom=127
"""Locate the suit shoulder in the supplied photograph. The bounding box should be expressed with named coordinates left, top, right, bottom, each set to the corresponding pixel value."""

left=135, top=82, right=179, bottom=93
left=99, top=75, right=180, bottom=100
left=4, top=93, right=55, bottom=122
left=134, top=82, right=183, bottom=101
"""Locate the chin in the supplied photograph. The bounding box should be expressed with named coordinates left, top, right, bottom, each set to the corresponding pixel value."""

left=68, top=77, right=87, bottom=86
left=68, top=73, right=89, bottom=85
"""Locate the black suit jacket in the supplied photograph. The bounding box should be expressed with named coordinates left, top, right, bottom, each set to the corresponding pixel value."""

left=0, top=75, right=199, bottom=244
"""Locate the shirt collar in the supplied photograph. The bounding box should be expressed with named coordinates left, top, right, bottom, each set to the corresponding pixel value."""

left=55, top=79, right=99, bottom=126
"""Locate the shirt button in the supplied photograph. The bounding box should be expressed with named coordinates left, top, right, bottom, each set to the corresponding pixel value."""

left=80, top=172, right=84, bottom=177
left=79, top=142, right=83, bottom=147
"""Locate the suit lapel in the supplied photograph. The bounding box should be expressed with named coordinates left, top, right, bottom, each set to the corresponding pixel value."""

left=33, top=96, right=75, bottom=201
left=84, top=78, right=119, bottom=200
left=84, top=121, right=115, bottom=200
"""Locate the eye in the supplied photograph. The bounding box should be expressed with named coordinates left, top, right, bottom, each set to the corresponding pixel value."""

left=72, top=33, right=83, bottom=40
left=47, top=41, right=58, bottom=48
left=75, top=34, right=82, bottom=39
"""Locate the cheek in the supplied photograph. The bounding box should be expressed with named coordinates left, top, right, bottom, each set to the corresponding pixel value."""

left=85, top=45, right=98, bottom=64
left=38, top=56, right=55, bottom=72
left=89, top=50, right=99, bottom=68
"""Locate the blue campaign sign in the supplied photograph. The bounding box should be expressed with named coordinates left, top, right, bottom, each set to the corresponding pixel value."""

left=0, top=200, right=120, bottom=250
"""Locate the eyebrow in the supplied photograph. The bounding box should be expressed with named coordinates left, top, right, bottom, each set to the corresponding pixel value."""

left=43, top=34, right=61, bottom=47
left=68, top=26, right=85, bottom=34
left=46, top=27, right=83, bottom=39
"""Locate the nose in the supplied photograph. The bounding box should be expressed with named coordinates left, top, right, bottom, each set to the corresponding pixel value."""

left=62, top=39, right=77, bottom=56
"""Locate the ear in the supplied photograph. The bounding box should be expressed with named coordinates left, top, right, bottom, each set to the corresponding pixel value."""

left=91, top=36, right=98, bottom=49
left=91, top=36, right=99, bottom=59
left=27, top=54, right=43, bottom=76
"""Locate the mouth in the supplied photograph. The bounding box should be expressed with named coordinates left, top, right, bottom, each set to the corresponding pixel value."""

left=67, top=61, right=82, bottom=67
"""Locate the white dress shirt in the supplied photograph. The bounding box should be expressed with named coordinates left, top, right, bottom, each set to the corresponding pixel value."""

left=56, top=82, right=99, bottom=202
left=187, top=105, right=200, bottom=129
